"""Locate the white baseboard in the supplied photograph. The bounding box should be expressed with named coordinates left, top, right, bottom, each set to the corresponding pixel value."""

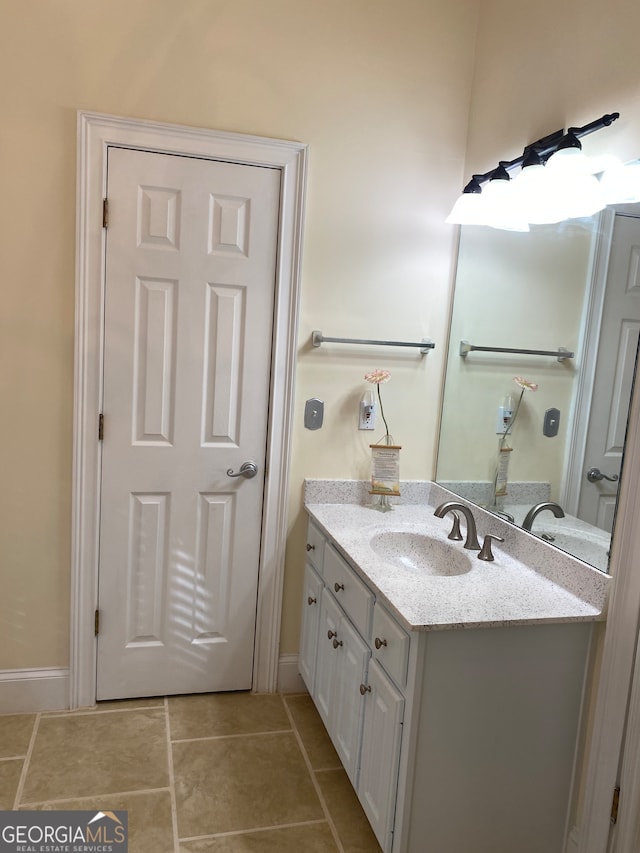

left=0, top=659, right=301, bottom=712
left=566, top=825, right=579, bottom=853
left=277, top=654, right=306, bottom=694
left=0, top=668, right=70, bottom=713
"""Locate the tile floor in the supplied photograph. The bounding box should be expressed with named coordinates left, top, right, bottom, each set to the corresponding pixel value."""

left=0, top=693, right=382, bottom=853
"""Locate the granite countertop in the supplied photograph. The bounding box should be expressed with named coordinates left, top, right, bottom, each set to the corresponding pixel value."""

left=305, top=482, right=611, bottom=633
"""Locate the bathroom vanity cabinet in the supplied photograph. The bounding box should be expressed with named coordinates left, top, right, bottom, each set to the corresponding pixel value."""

left=300, top=517, right=594, bottom=853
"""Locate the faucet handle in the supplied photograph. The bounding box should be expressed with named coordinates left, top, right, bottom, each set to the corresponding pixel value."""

left=478, top=533, right=505, bottom=562
left=446, top=511, right=464, bottom=542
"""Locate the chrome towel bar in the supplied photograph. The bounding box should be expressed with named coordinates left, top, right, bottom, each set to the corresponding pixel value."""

left=459, top=340, right=574, bottom=362
left=312, top=330, right=435, bottom=355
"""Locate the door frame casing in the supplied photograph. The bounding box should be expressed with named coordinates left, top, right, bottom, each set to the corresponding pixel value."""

left=71, top=111, right=307, bottom=709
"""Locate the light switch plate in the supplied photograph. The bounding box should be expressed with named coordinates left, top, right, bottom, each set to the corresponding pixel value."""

left=304, top=398, right=324, bottom=430
left=543, top=407, right=560, bottom=437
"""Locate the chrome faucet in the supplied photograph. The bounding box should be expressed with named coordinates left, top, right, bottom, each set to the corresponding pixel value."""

left=434, top=501, right=480, bottom=550
left=521, top=501, right=565, bottom=532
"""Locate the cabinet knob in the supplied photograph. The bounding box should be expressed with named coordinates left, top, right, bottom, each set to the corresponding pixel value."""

left=332, top=637, right=343, bottom=649
left=307, top=596, right=317, bottom=606
left=359, top=683, right=371, bottom=695
left=327, top=629, right=337, bottom=640
left=306, top=543, right=315, bottom=552
left=374, top=637, right=387, bottom=649
left=334, top=582, right=345, bottom=593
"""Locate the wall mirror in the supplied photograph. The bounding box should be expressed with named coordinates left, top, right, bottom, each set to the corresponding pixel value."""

left=436, top=180, right=640, bottom=574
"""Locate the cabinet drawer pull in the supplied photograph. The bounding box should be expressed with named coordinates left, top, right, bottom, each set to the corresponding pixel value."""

left=307, top=596, right=317, bottom=606
left=359, top=683, right=371, bottom=695
left=328, top=629, right=337, bottom=640
left=306, top=543, right=315, bottom=552
left=332, top=637, right=343, bottom=649
left=374, top=637, right=388, bottom=649
left=334, top=582, right=345, bottom=593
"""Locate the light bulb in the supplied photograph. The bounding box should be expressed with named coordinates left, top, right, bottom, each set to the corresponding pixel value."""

left=512, top=162, right=568, bottom=224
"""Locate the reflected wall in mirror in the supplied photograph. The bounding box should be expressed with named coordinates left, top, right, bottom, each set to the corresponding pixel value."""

left=437, top=183, right=640, bottom=573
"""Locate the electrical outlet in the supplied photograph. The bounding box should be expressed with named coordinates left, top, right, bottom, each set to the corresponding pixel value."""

left=496, top=405, right=512, bottom=434
left=359, top=401, right=376, bottom=430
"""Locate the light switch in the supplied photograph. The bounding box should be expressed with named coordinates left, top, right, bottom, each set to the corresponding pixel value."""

left=543, top=407, right=560, bottom=437
left=304, top=398, right=324, bottom=430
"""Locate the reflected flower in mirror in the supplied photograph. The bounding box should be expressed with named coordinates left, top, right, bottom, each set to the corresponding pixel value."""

left=493, top=376, right=539, bottom=505
left=500, top=375, right=539, bottom=449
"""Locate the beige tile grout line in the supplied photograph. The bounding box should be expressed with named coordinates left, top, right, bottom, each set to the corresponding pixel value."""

left=12, top=712, right=42, bottom=810
left=179, top=818, right=330, bottom=843
left=39, top=703, right=163, bottom=718
left=171, top=728, right=294, bottom=744
left=19, top=787, right=172, bottom=809
left=281, top=694, right=346, bottom=853
left=164, top=697, right=181, bottom=853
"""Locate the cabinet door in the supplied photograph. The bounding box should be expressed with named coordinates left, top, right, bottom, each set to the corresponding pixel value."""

left=331, top=615, right=370, bottom=787
left=358, top=659, right=405, bottom=850
left=299, top=562, right=323, bottom=692
left=314, top=588, right=343, bottom=727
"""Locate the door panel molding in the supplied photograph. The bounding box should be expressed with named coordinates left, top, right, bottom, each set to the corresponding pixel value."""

left=72, top=111, right=307, bottom=708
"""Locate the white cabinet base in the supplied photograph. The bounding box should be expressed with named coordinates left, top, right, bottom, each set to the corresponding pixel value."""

left=395, top=622, right=592, bottom=853
left=299, top=523, right=593, bottom=853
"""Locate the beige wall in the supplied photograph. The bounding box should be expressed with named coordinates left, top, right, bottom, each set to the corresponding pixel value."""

left=0, top=0, right=479, bottom=668
left=5, top=0, right=640, bottom=680
left=466, top=0, right=640, bottom=173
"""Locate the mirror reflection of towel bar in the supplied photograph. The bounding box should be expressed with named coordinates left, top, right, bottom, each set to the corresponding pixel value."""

left=459, top=340, right=574, bottom=362
left=313, top=330, right=435, bottom=355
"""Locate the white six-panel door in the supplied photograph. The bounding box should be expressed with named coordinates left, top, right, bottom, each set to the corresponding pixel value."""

left=96, top=146, right=280, bottom=699
left=577, top=213, right=640, bottom=531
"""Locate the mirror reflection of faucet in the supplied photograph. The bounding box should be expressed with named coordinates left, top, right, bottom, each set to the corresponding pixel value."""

left=488, top=507, right=515, bottom=523
left=521, top=501, right=565, bottom=532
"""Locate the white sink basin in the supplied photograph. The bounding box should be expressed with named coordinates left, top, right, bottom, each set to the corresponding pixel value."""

left=370, top=531, right=472, bottom=576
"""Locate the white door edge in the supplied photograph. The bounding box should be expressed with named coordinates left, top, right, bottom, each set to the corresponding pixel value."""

left=71, top=111, right=307, bottom=709
left=561, top=208, right=614, bottom=515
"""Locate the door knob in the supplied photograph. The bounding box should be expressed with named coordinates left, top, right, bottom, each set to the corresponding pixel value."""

left=226, top=461, right=258, bottom=479
left=586, top=467, right=619, bottom=483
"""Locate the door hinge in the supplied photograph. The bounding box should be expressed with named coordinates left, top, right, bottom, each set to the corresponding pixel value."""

left=98, top=413, right=104, bottom=441
left=611, top=785, right=621, bottom=824
left=102, top=198, right=109, bottom=229
left=94, top=609, right=100, bottom=636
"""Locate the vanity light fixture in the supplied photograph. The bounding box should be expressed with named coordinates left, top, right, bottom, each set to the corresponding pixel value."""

left=511, top=147, right=567, bottom=225
left=478, top=163, right=530, bottom=231
left=446, top=112, right=620, bottom=229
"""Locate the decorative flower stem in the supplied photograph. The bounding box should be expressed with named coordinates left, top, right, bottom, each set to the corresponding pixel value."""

left=365, top=368, right=395, bottom=511
left=377, top=383, right=390, bottom=441
left=499, top=387, right=525, bottom=449
left=364, top=369, right=392, bottom=444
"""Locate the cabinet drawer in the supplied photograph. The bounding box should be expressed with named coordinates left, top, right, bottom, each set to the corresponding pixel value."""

left=306, top=520, right=325, bottom=575
left=324, top=544, right=373, bottom=639
left=372, top=602, right=410, bottom=688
